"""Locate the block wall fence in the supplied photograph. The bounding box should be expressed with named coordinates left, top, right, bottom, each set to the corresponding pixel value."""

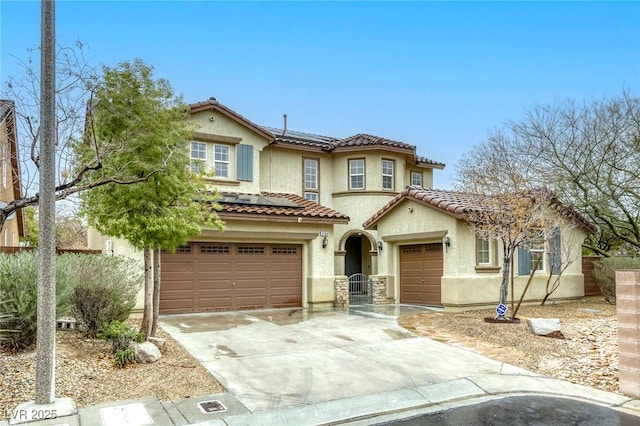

left=616, top=270, right=640, bottom=399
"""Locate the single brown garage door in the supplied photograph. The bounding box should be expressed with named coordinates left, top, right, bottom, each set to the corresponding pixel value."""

left=400, top=243, right=443, bottom=306
left=160, top=242, right=302, bottom=314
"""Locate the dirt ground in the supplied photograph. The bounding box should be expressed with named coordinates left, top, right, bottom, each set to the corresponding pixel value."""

left=0, top=326, right=224, bottom=420
left=0, top=296, right=619, bottom=420
left=398, top=296, right=619, bottom=393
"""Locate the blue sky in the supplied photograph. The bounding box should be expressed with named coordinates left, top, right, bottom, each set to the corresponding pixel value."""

left=2, top=1, right=639, bottom=189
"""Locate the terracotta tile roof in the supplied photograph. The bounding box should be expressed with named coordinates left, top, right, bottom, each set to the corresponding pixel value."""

left=188, top=97, right=274, bottom=142
left=415, top=155, right=446, bottom=169
left=188, top=97, right=444, bottom=167
left=363, top=186, right=597, bottom=234
left=266, top=127, right=445, bottom=166
left=334, top=133, right=414, bottom=151
left=213, top=191, right=349, bottom=224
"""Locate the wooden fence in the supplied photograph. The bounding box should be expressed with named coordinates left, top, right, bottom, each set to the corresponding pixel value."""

left=582, top=255, right=602, bottom=296
left=0, top=247, right=101, bottom=255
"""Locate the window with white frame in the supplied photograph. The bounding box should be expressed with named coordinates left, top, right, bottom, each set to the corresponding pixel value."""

left=214, top=144, right=229, bottom=178
left=382, top=159, right=394, bottom=190
left=190, top=142, right=206, bottom=173
left=476, top=237, right=493, bottom=265
left=411, top=171, right=423, bottom=187
left=304, top=158, right=319, bottom=202
left=349, top=159, right=365, bottom=190
left=304, top=192, right=318, bottom=202
left=529, top=242, right=545, bottom=271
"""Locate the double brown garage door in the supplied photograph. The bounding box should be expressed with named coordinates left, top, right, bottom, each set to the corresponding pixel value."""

left=400, top=243, right=443, bottom=306
left=160, top=242, right=302, bottom=314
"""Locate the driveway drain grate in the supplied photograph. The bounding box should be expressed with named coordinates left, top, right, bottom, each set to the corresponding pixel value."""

left=198, top=400, right=227, bottom=414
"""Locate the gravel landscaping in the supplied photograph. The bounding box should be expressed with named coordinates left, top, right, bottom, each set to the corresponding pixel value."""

left=0, top=296, right=620, bottom=420
left=398, top=296, right=619, bottom=393
left=0, top=325, right=223, bottom=420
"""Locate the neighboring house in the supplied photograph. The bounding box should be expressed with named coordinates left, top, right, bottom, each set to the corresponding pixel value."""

left=0, top=100, right=24, bottom=247
left=88, top=97, right=593, bottom=313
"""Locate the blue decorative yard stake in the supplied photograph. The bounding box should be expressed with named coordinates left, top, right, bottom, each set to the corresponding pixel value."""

left=496, top=303, right=508, bottom=318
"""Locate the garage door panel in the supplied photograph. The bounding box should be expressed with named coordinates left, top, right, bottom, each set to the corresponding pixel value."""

left=197, top=296, right=233, bottom=311
left=160, top=297, right=195, bottom=314
left=235, top=295, right=268, bottom=310
left=400, top=243, right=443, bottom=306
left=161, top=243, right=302, bottom=313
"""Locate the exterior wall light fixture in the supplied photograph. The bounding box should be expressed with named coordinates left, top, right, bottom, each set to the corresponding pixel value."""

left=377, top=240, right=383, bottom=251
left=320, top=231, right=329, bottom=249
left=444, top=236, right=451, bottom=252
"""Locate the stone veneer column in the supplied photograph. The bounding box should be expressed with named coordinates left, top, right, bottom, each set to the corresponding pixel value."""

left=616, top=270, right=640, bottom=398
left=334, top=276, right=349, bottom=308
left=371, top=276, right=388, bottom=305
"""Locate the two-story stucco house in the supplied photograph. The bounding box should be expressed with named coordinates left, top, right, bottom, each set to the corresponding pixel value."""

left=0, top=100, right=24, bottom=247
left=88, top=97, right=594, bottom=314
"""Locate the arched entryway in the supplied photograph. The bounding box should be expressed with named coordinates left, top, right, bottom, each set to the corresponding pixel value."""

left=340, top=230, right=378, bottom=277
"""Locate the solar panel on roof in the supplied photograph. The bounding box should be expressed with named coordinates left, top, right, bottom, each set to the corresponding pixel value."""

left=219, top=194, right=301, bottom=208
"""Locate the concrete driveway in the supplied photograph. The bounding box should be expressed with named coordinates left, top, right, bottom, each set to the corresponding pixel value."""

left=159, top=306, right=534, bottom=414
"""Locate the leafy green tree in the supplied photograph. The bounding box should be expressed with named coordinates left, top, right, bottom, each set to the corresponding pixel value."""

left=21, top=206, right=39, bottom=247
left=80, top=59, right=223, bottom=338
left=2, top=42, right=188, bottom=235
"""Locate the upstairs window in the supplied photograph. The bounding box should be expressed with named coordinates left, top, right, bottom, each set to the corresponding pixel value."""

left=382, top=159, right=394, bottom=190
left=190, top=142, right=206, bottom=173
left=304, top=158, right=319, bottom=202
left=411, top=171, right=423, bottom=187
left=214, top=144, right=229, bottom=178
left=349, top=159, right=365, bottom=190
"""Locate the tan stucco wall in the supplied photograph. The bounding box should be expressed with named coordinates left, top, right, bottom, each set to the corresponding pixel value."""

left=369, top=198, right=589, bottom=306
left=259, top=147, right=335, bottom=204
left=441, top=274, right=585, bottom=307
left=0, top=120, right=19, bottom=247
left=188, top=111, right=269, bottom=194
left=374, top=199, right=456, bottom=276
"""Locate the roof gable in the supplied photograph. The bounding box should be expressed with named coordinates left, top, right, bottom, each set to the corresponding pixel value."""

left=189, top=97, right=274, bottom=142
left=363, top=185, right=596, bottom=234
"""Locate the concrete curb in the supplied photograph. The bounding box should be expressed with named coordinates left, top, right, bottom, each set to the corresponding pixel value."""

left=3, top=375, right=638, bottom=426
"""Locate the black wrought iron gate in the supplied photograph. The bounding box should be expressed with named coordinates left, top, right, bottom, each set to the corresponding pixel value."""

left=348, top=273, right=372, bottom=305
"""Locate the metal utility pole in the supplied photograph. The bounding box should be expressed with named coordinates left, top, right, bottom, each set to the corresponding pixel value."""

left=36, top=0, right=56, bottom=404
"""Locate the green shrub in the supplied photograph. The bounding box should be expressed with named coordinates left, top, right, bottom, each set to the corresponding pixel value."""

left=114, top=347, right=136, bottom=368
left=98, top=320, right=143, bottom=354
left=592, top=256, right=640, bottom=302
left=69, top=255, right=142, bottom=336
left=0, top=252, right=74, bottom=349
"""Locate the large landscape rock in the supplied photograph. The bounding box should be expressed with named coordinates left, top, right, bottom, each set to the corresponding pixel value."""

left=528, top=318, right=564, bottom=339
left=134, top=341, right=162, bottom=363
left=147, top=336, right=167, bottom=354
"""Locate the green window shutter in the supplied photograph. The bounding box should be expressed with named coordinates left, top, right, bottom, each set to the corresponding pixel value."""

left=237, top=144, right=253, bottom=181
left=549, top=227, right=562, bottom=275
left=518, top=245, right=531, bottom=275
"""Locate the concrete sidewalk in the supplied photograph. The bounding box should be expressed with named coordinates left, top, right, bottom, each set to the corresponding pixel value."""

left=4, top=306, right=640, bottom=425
left=3, top=375, right=639, bottom=425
